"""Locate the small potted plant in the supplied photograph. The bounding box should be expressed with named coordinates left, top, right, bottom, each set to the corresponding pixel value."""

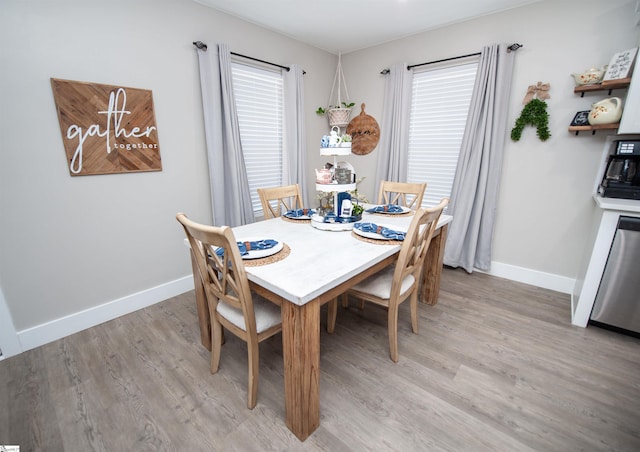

left=351, top=203, right=364, bottom=219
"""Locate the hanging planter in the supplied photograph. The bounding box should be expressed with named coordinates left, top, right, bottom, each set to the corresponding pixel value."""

left=316, top=53, right=355, bottom=129
left=327, top=106, right=353, bottom=128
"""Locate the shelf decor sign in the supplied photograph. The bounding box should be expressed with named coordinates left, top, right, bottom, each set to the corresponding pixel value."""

left=603, top=48, right=638, bottom=82
left=51, top=78, right=162, bottom=176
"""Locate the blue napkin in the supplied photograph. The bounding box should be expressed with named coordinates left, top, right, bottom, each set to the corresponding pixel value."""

left=354, top=222, right=406, bottom=240
left=285, top=208, right=315, bottom=218
left=366, top=204, right=405, bottom=214
left=215, top=239, right=278, bottom=257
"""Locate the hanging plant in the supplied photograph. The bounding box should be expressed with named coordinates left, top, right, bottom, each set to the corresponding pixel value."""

left=511, top=98, right=551, bottom=142
left=316, top=53, right=354, bottom=128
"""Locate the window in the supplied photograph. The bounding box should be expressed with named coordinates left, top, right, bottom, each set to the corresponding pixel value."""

left=407, top=59, right=478, bottom=208
left=231, top=62, right=284, bottom=216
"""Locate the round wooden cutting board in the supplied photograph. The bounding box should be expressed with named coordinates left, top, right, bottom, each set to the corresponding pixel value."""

left=346, top=103, right=380, bottom=155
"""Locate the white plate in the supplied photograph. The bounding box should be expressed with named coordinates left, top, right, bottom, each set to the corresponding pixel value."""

left=236, top=237, right=283, bottom=259
left=353, top=223, right=406, bottom=240
left=283, top=210, right=315, bottom=220
left=366, top=205, right=411, bottom=215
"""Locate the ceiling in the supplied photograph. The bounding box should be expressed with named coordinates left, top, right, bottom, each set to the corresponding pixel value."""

left=193, top=0, right=540, bottom=54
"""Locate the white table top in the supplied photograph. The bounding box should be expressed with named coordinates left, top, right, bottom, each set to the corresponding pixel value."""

left=232, top=210, right=452, bottom=306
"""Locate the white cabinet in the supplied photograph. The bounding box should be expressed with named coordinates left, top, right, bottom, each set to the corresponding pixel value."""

left=572, top=135, right=640, bottom=327
left=618, top=69, right=640, bottom=133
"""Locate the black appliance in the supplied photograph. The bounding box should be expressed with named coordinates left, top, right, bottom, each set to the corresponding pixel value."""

left=600, top=140, right=640, bottom=200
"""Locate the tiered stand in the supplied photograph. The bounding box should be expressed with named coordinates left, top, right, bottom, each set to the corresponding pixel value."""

left=311, top=181, right=360, bottom=231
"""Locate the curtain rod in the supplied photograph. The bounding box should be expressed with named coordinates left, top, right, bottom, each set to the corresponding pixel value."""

left=193, top=41, right=293, bottom=72
left=380, top=43, right=523, bottom=75
left=407, top=51, right=481, bottom=71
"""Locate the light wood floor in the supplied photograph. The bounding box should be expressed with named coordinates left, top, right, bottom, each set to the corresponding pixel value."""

left=1, top=268, right=639, bottom=451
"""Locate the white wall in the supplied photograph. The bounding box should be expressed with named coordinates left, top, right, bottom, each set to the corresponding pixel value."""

left=1, top=0, right=638, bottom=356
left=339, top=0, right=639, bottom=289
left=0, top=0, right=335, bottom=356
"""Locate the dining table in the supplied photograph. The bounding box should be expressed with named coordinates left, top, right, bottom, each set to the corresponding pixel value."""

left=187, top=206, right=452, bottom=441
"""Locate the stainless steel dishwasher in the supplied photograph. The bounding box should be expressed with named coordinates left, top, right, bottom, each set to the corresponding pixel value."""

left=590, top=215, right=640, bottom=336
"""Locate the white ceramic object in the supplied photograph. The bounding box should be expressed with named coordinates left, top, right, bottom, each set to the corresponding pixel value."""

left=571, top=66, right=607, bottom=86
left=588, top=97, right=623, bottom=125
left=315, top=168, right=332, bottom=184
left=352, top=224, right=406, bottom=240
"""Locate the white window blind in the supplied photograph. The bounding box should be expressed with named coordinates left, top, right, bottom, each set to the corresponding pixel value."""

left=231, top=62, right=284, bottom=216
left=407, top=59, right=478, bottom=209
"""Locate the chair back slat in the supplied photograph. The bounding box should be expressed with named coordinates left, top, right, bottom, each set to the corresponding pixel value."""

left=377, top=181, right=427, bottom=210
left=176, top=214, right=255, bottom=327
left=391, top=198, right=449, bottom=299
left=257, top=184, right=303, bottom=219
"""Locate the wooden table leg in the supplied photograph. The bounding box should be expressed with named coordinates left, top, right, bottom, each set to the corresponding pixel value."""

left=281, top=299, right=320, bottom=441
left=190, top=249, right=211, bottom=351
left=421, top=224, right=449, bottom=305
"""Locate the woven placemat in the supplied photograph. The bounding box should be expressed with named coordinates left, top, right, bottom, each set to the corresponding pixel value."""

left=244, top=243, right=291, bottom=267
left=281, top=216, right=311, bottom=224
left=351, top=231, right=402, bottom=245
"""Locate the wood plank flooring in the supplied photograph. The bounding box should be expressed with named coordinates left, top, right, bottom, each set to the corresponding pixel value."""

left=1, top=268, right=639, bottom=451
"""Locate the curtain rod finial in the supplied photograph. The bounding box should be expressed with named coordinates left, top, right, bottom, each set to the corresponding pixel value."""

left=193, top=41, right=207, bottom=50
left=507, top=43, right=523, bottom=52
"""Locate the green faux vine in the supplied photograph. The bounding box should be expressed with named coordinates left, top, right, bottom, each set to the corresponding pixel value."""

left=511, top=98, right=551, bottom=142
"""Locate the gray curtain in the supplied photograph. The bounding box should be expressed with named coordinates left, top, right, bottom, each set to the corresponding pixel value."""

left=444, top=43, right=515, bottom=272
left=283, top=64, right=309, bottom=205
left=375, top=62, right=413, bottom=196
left=195, top=43, right=254, bottom=226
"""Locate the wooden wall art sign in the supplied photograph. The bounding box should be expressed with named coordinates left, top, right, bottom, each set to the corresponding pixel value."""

left=51, top=78, right=162, bottom=176
left=346, top=103, right=380, bottom=155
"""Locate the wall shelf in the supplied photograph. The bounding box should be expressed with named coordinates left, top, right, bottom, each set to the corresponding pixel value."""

left=574, top=78, right=631, bottom=97
left=569, top=123, right=620, bottom=135
left=569, top=77, right=631, bottom=134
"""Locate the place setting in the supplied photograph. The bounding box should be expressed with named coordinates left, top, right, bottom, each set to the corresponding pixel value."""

left=281, top=208, right=316, bottom=223
left=216, top=237, right=290, bottom=266
left=365, top=204, right=412, bottom=216
left=351, top=222, right=407, bottom=245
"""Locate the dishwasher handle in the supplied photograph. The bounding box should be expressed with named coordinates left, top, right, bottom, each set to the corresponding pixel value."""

left=618, top=216, right=640, bottom=232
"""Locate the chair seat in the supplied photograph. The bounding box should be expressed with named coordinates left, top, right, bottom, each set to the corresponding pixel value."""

left=350, top=266, right=415, bottom=300
left=217, top=295, right=281, bottom=333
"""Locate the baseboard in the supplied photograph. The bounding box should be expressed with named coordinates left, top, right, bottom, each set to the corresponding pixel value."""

left=17, top=276, right=195, bottom=354
left=0, top=286, right=21, bottom=359
left=483, top=261, right=575, bottom=294
left=12, top=262, right=574, bottom=355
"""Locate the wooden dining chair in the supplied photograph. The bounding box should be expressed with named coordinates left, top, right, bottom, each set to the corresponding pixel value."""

left=340, top=198, right=449, bottom=362
left=176, top=213, right=282, bottom=409
left=257, top=184, right=303, bottom=219
left=377, top=180, right=427, bottom=210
